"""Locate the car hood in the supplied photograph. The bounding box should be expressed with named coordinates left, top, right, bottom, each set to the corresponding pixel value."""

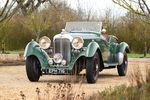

left=53, top=32, right=101, bottom=42
left=68, top=32, right=100, bottom=39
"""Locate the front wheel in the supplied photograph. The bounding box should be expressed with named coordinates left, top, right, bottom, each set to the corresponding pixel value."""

left=117, top=52, right=128, bottom=76
left=26, top=56, right=41, bottom=82
left=86, top=52, right=100, bottom=83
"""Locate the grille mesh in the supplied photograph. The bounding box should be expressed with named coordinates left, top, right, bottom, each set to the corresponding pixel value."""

left=54, top=38, right=71, bottom=63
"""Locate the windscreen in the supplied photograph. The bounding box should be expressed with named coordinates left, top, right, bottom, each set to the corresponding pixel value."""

left=65, top=22, right=102, bottom=33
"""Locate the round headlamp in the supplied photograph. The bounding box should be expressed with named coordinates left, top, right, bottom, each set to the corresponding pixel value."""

left=48, top=58, right=53, bottom=65
left=39, top=36, right=51, bottom=49
left=61, top=60, right=66, bottom=65
left=72, top=37, right=84, bottom=49
left=53, top=53, right=63, bottom=63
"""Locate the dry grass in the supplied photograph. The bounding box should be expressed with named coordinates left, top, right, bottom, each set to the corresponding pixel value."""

left=61, top=74, right=86, bottom=84
left=20, top=91, right=26, bottom=100
left=15, top=63, right=150, bottom=100
left=128, top=64, right=150, bottom=88
left=19, top=82, right=87, bottom=100
left=146, top=65, right=150, bottom=83
left=89, top=64, right=150, bottom=100
left=128, top=65, right=145, bottom=88
left=18, top=73, right=87, bottom=100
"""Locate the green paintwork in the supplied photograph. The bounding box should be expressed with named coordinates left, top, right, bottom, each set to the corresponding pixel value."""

left=85, top=41, right=100, bottom=57
left=118, top=42, right=130, bottom=53
left=69, top=32, right=100, bottom=47
left=24, top=30, right=129, bottom=74
left=24, top=41, right=49, bottom=68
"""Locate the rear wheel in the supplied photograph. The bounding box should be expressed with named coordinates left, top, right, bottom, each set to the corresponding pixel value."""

left=117, top=52, right=128, bottom=76
left=26, top=56, right=41, bottom=82
left=86, top=52, right=100, bottom=83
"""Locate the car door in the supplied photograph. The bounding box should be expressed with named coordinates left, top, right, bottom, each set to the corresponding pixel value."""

left=108, top=35, right=118, bottom=63
left=99, top=37, right=110, bottom=63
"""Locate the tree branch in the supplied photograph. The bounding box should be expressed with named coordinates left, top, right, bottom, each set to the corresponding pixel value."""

left=141, top=0, right=150, bottom=14
left=0, top=0, right=9, bottom=17
left=138, top=0, right=145, bottom=14
left=112, top=0, right=148, bottom=16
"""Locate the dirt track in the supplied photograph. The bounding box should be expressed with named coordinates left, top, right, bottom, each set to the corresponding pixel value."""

left=0, top=58, right=150, bottom=99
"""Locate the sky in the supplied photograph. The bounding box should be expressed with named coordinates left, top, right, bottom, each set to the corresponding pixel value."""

left=67, top=0, right=127, bottom=17
left=0, top=0, right=127, bottom=17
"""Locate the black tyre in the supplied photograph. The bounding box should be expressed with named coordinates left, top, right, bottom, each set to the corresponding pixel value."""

left=86, top=52, right=100, bottom=83
left=71, top=60, right=79, bottom=75
left=117, top=51, right=128, bottom=76
left=26, top=56, right=41, bottom=82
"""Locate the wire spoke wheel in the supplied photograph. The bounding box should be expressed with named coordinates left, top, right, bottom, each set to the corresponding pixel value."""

left=26, top=56, right=41, bottom=82
left=86, top=52, right=100, bottom=83
left=117, top=51, right=128, bottom=76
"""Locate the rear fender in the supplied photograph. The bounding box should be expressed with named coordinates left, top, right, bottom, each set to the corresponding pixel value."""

left=117, top=42, right=130, bottom=65
left=118, top=42, right=130, bottom=53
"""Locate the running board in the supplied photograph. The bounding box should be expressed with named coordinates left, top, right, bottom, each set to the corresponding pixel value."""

left=104, top=63, right=118, bottom=67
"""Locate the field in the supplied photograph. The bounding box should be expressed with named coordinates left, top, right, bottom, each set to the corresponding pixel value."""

left=0, top=58, right=150, bottom=99
left=128, top=53, right=150, bottom=58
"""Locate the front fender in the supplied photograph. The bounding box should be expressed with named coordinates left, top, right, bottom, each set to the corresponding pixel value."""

left=85, top=41, right=100, bottom=57
left=118, top=42, right=130, bottom=53
left=24, top=40, right=49, bottom=68
left=68, top=42, right=101, bottom=71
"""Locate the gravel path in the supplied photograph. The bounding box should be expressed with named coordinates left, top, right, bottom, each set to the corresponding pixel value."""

left=0, top=58, right=150, bottom=99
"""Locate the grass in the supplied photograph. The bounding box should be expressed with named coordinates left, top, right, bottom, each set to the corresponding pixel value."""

left=19, top=82, right=86, bottom=100
left=128, top=53, right=150, bottom=58
left=1, top=51, right=150, bottom=58
left=90, top=83, right=150, bottom=100
left=90, top=65, right=150, bottom=100
left=0, top=50, right=24, bottom=54
left=17, top=64, right=150, bottom=100
left=18, top=82, right=150, bottom=100
left=0, top=51, right=150, bottom=99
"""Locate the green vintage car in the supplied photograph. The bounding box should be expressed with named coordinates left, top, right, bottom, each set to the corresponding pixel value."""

left=24, top=22, right=129, bottom=83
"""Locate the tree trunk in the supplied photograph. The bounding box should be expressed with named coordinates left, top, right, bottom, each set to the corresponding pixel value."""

left=2, top=41, right=5, bottom=54
left=144, top=42, right=147, bottom=57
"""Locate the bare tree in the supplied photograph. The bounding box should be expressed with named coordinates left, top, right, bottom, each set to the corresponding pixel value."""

left=112, top=0, right=150, bottom=24
left=113, top=0, right=150, bottom=56
left=76, top=0, right=94, bottom=21
left=24, top=10, right=51, bottom=41
left=0, top=0, right=47, bottom=23
left=100, top=8, right=117, bottom=34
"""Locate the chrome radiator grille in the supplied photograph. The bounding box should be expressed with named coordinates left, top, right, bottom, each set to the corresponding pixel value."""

left=54, top=38, right=71, bottom=63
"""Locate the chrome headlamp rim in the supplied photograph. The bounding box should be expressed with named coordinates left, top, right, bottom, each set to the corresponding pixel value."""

left=72, top=36, right=84, bottom=49
left=61, top=60, right=67, bottom=65
left=53, top=53, right=63, bottom=64
left=39, top=36, right=51, bottom=50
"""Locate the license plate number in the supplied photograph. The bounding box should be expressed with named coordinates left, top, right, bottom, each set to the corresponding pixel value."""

left=48, top=68, right=65, bottom=74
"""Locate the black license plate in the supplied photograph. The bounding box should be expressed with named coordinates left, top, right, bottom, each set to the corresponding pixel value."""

left=48, top=68, right=66, bottom=74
